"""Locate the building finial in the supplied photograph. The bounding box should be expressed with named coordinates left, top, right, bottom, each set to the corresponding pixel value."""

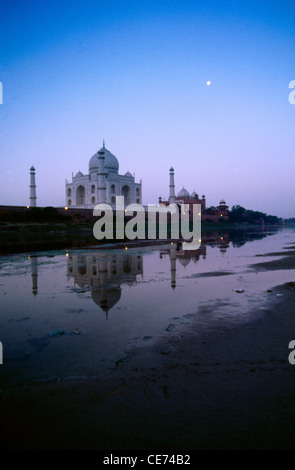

left=103, top=139, right=105, bottom=148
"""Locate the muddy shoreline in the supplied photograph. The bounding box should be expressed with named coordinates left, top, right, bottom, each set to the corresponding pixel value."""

left=1, top=245, right=295, bottom=450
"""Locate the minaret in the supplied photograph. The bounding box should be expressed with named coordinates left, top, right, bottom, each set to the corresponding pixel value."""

left=169, top=167, right=175, bottom=204
left=202, top=194, right=206, bottom=210
left=29, top=166, right=37, bottom=207
left=97, top=146, right=106, bottom=203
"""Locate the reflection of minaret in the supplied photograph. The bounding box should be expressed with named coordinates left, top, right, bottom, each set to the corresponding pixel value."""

left=169, top=167, right=175, bottom=204
left=170, top=243, right=176, bottom=289
left=29, top=166, right=37, bottom=207
left=30, top=256, right=38, bottom=296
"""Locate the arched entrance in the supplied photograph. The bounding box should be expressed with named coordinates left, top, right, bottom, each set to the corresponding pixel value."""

left=76, top=185, right=86, bottom=205
left=121, top=185, right=131, bottom=206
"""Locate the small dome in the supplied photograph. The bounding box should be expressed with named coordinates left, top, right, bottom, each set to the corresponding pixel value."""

left=178, top=257, right=191, bottom=267
left=124, top=171, right=133, bottom=177
left=177, top=187, right=190, bottom=198
left=75, top=171, right=84, bottom=178
left=191, top=191, right=199, bottom=198
left=219, top=199, right=226, bottom=205
left=89, top=145, right=119, bottom=173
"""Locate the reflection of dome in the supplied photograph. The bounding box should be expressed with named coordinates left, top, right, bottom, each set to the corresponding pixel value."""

left=178, top=257, right=191, bottom=267
left=177, top=187, right=190, bottom=198
left=91, top=286, right=121, bottom=313
left=76, top=281, right=86, bottom=288
left=89, top=145, right=119, bottom=173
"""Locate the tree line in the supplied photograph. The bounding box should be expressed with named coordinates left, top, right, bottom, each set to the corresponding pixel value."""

left=228, top=205, right=282, bottom=225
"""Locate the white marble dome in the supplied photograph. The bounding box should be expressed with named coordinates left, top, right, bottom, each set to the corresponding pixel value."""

left=89, top=145, right=119, bottom=173
left=177, top=187, right=190, bottom=198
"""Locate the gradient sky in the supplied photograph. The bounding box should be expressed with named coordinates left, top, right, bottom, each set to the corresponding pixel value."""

left=0, top=0, right=294, bottom=218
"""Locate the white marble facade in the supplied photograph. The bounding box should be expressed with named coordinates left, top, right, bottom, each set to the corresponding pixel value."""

left=65, top=142, right=142, bottom=208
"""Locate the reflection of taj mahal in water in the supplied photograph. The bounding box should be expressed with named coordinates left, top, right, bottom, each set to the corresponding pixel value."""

left=28, top=234, right=230, bottom=315
left=66, top=252, right=143, bottom=316
left=65, top=247, right=212, bottom=308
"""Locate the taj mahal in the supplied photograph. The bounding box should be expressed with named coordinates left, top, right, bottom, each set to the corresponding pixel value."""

left=65, top=141, right=142, bottom=208
left=27, top=140, right=228, bottom=222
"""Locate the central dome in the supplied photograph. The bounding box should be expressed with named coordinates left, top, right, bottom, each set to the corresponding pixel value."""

left=89, top=145, right=119, bottom=173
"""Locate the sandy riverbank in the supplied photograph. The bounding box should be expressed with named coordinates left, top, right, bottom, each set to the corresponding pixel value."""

left=1, top=246, right=295, bottom=450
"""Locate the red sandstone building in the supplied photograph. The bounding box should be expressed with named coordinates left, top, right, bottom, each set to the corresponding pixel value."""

left=159, top=167, right=229, bottom=222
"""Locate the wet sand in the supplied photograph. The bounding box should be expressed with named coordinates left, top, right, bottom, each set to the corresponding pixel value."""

left=1, top=248, right=295, bottom=450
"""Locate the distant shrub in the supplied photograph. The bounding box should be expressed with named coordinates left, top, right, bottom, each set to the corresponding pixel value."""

left=0, top=207, right=72, bottom=223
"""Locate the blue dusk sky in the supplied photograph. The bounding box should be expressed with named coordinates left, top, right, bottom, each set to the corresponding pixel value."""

left=0, top=0, right=294, bottom=218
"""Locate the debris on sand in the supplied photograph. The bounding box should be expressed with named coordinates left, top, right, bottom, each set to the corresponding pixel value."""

left=48, top=330, right=65, bottom=337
